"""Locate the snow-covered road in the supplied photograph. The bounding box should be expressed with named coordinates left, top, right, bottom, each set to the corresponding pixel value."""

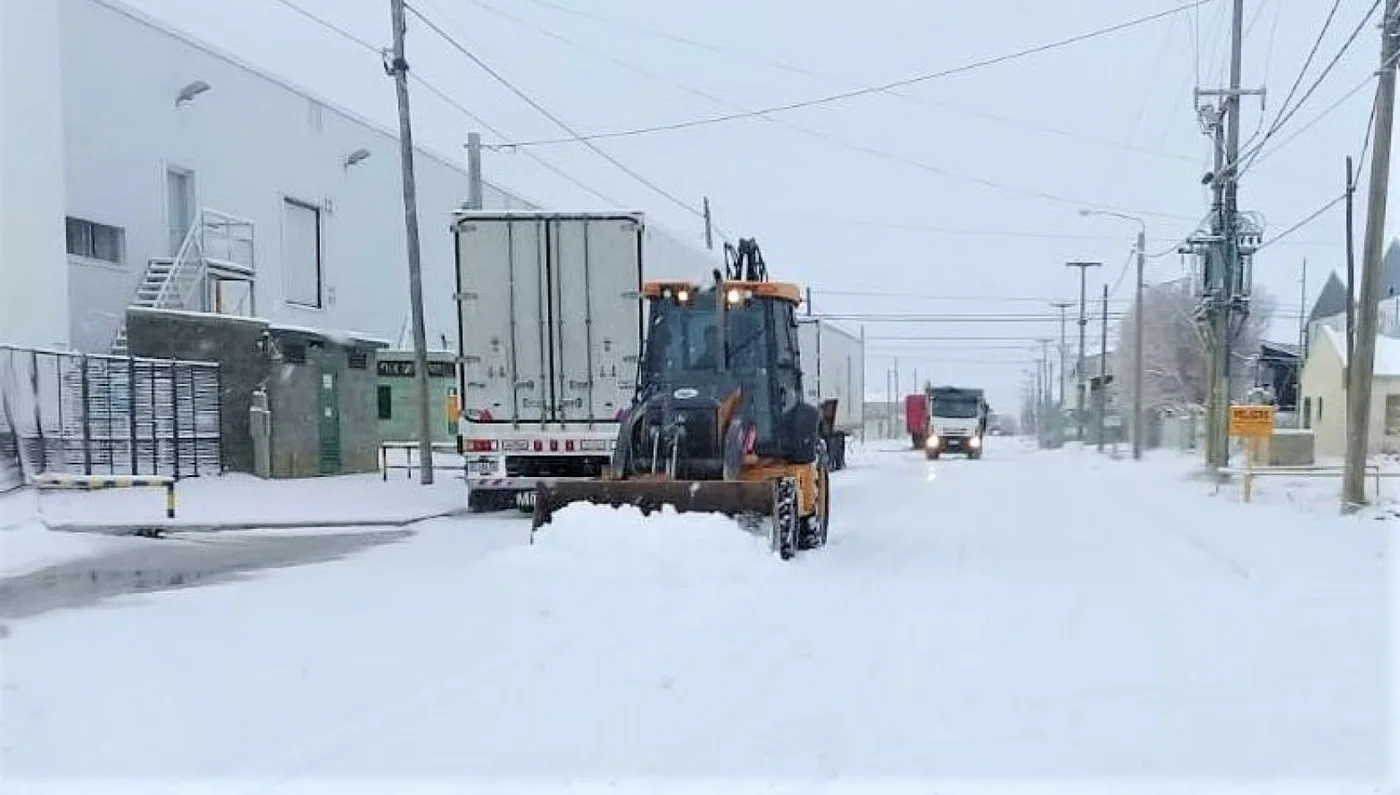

left=1, top=440, right=1391, bottom=791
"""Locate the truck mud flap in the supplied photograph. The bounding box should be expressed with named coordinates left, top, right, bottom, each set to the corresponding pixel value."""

left=530, top=479, right=776, bottom=534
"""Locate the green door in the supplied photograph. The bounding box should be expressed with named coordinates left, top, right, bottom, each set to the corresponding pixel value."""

left=318, top=370, right=342, bottom=474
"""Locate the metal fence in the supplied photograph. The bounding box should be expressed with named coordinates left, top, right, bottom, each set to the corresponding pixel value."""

left=0, top=346, right=222, bottom=492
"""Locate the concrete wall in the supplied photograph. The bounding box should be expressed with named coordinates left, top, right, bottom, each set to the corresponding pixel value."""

left=126, top=307, right=267, bottom=473
left=0, top=0, right=70, bottom=349
left=264, top=332, right=380, bottom=478
left=127, top=308, right=381, bottom=476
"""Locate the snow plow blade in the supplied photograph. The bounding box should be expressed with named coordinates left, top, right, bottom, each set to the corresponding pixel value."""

left=530, top=479, right=776, bottom=533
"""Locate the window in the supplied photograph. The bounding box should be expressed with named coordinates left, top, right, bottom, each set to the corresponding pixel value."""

left=281, top=342, right=307, bottom=365
left=66, top=217, right=125, bottom=264
left=377, top=385, right=393, bottom=420
left=1302, top=397, right=1312, bottom=429
left=282, top=198, right=323, bottom=308
left=347, top=350, right=369, bottom=370
left=1318, top=396, right=1323, bottom=420
left=1386, top=395, right=1400, bottom=436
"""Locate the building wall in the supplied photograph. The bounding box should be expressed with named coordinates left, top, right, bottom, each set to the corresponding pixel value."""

left=0, top=0, right=70, bottom=349
left=1300, top=333, right=1348, bottom=458
left=56, top=0, right=718, bottom=358
left=57, top=0, right=533, bottom=355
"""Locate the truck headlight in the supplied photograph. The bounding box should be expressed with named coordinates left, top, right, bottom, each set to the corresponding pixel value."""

left=968, top=435, right=982, bottom=449
left=926, top=435, right=940, bottom=449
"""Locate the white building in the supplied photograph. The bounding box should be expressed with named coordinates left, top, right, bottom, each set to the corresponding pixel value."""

left=0, top=0, right=717, bottom=355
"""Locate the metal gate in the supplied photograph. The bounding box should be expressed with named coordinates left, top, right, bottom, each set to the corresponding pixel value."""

left=0, top=346, right=222, bottom=493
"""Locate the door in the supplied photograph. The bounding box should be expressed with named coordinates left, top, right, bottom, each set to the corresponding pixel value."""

left=318, top=371, right=341, bottom=474
left=549, top=216, right=643, bottom=424
left=167, top=168, right=195, bottom=255
left=456, top=216, right=549, bottom=424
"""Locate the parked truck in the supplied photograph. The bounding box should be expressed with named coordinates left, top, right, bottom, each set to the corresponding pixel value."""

left=922, top=385, right=990, bottom=459
left=453, top=210, right=649, bottom=512
left=796, top=317, right=864, bottom=470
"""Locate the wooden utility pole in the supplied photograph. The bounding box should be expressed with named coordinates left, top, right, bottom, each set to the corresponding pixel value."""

left=1065, top=261, right=1102, bottom=445
left=1343, top=0, right=1399, bottom=509
left=1345, top=157, right=1357, bottom=367
left=387, top=0, right=435, bottom=484
left=1098, top=284, right=1108, bottom=453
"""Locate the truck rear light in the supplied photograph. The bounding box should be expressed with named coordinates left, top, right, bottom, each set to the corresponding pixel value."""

left=466, top=439, right=497, bottom=453
left=549, top=439, right=560, bottom=452
left=532, top=440, right=543, bottom=452
left=564, top=439, right=575, bottom=452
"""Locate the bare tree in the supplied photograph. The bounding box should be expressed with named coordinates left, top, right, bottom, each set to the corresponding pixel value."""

left=1114, top=280, right=1275, bottom=418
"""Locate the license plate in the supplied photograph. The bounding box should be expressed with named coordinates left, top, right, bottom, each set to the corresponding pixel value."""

left=467, top=461, right=495, bottom=474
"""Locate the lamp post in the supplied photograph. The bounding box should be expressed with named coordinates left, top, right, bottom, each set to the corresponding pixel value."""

left=1079, top=208, right=1147, bottom=460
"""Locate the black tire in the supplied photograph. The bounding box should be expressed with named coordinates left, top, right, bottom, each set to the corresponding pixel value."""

left=800, top=465, right=830, bottom=551
left=925, top=450, right=940, bottom=460
left=468, top=490, right=511, bottom=513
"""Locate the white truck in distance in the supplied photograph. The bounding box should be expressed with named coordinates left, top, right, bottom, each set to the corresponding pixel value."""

left=796, top=317, right=864, bottom=469
left=453, top=210, right=646, bottom=512
left=923, top=386, right=989, bottom=460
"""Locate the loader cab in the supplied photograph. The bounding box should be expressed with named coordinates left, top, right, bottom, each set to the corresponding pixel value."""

left=637, top=281, right=810, bottom=461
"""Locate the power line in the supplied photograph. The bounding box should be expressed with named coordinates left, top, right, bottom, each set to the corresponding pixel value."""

left=1239, top=0, right=1383, bottom=176
left=267, top=0, right=622, bottom=207
left=812, top=289, right=1133, bottom=304
left=1256, top=193, right=1348, bottom=252
left=402, top=2, right=713, bottom=226
left=511, top=0, right=1198, bottom=164
left=813, top=313, right=1128, bottom=323
left=462, top=0, right=1203, bottom=222
left=494, top=0, right=1212, bottom=147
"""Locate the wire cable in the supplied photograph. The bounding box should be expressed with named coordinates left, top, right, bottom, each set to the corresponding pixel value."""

left=509, top=0, right=1198, bottom=164
left=1238, top=0, right=1382, bottom=176
left=460, top=0, right=1202, bottom=222
left=267, top=0, right=622, bottom=207
left=1256, top=194, right=1348, bottom=252
left=403, top=2, right=713, bottom=226
left=493, top=0, right=1212, bottom=148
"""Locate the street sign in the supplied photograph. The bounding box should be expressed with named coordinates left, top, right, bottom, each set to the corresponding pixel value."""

left=1229, top=405, right=1274, bottom=438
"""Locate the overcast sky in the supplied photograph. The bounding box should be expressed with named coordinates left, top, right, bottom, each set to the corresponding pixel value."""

left=122, top=0, right=1387, bottom=410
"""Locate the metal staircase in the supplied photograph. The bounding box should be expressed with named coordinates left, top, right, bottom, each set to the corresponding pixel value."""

left=111, top=209, right=256, bottom=355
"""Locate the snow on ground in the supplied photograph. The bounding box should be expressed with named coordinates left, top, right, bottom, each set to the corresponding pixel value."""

left=0, top=461, right=470, bottom=578
left=0, top=438, right=1392, bottom=793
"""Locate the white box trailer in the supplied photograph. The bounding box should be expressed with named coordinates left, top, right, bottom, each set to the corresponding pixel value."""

left=796, top=317, right=865, bottom=434
left=453, top=210, right=646, bottom=511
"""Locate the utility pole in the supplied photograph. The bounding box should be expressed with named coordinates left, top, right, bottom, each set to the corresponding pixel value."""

left=1343, top=0, right=1399, bottom=510
left=387, top=0, right=434, bottom=485
left=1191, top=0, right=1261, bottom=470
left=1298, top=258, right=1308, bottom=429
left=1098, top=284, right=1109, bottom=453
left=703, top=196, right=714, bottom=251
left=466, top=131, right=483, bottom=210
left=1065, top=261, right=1102, bottom=445
left=1037, top=338, right=1054, bottom=448
left=1050, top=302, right=1073, bottom=407
left=1346, top=157, right=1357, bottom=367
left=1131, top=228, right=1145, bottom=460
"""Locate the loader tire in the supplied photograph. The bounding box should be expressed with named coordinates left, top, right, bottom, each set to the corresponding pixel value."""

left=771, top=477, right=799, bottom=561
left=799, top=465, right=830, bottom=551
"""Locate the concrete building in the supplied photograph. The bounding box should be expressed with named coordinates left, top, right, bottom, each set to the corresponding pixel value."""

left=1298, top=325, right=1400, bottom=458
left=4, top=0, right=716, bottom=357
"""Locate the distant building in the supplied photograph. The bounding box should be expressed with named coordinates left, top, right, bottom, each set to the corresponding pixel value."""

left=1298, top=325, right=1400, bottom=457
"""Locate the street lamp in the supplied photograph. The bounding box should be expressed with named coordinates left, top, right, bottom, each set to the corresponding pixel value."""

left=1079, top=208, right=1147, bottom=461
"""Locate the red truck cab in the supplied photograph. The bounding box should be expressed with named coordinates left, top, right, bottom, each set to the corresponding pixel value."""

left=904, top=393, right=929, bottom=449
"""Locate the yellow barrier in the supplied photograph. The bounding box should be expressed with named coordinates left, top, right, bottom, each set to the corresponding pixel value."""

left=33, top=473, right=177, bottom=519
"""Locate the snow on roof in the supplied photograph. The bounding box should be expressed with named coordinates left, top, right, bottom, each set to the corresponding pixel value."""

left=1317, top=324, right=1400, bottom=376
left=267, top=323, right=391, bottom=348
